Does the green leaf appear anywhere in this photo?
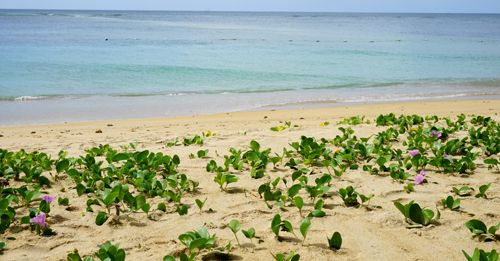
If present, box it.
[76,184,86,197]
[0,214,11,232]
[189,238,208,252]
[39,200,50,214]
[465,219,487,235]
[293,196,304,211]
[307,210,325,218]
[452,198,460,210]
[271,253,286,261]
[488,223,500,235]
[242,228,255,239]
[299,217,312,245]
[250,140,260,152]
[176,205,188,216]
[287,184,302,199]
[25,190,41,204]
[141,203,151,215]
[271,214,281,237]
[114,249,126,261]
[157,203,166,212]
[112,153,130,162]
[421,209,434,226]
[95,211,109,226]
[327,231,342,249]
[462,248,480,261]
[163,256,175,261]
[136,150,149,163]
[0,241,6,250]
[56,159,70,173]
[409,203,423,225]
[38,176,50,187]
[99,189,119,207]
[195,198,207,212]
[227,219,241,234]
[197,149,209,158]
[134,194,147,209]
[393,202,406,217]
[281,220,294,234]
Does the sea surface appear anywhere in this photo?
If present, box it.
[1,10,500,126]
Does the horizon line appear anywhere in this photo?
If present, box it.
[1,8,499,15]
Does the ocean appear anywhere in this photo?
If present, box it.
[1,10,500,126]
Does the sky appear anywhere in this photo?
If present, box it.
[1,0,499,13]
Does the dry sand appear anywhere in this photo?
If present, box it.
[0,100,499,260]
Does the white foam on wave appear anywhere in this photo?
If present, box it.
[14,96,44,101]
[165,93,188,96]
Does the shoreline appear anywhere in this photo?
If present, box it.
[1,99,499,148]
[1,94,500,128]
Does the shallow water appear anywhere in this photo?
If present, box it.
[1,10,499,125]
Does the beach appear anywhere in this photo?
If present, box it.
[1,99,499,260]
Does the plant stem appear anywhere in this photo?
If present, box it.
[250,238,255,253]
[292,232,299,244]
[234,234,242,248]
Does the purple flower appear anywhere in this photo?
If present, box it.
[350,145,355,148]
[99,144,103,148]
[430,131,442,140]
[443,154,453,159]
[409,150,419,157]
[414,174,424,184]
[42,196,56,204]
[420,171,427,176]
[30,213,47,228]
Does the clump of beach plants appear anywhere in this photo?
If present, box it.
[270,251,300,261]
[453,186,474,196]
[475,183,491,198]
[441,196,460,210]
[271,214,299,244]
[462,247,498,261]
[394,200,440,228]
[178,226,216,254]
[270,121,298,132]
[465,219,500,242]
[327,231,342,250]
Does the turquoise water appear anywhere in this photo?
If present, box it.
[1,10,500,125]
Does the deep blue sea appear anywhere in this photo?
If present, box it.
[1,10,500,125]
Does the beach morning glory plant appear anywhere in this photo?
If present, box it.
[430,131,442,140]
[409,150,419,156]
[414,171,426,184]
[30,213,47,229]
[42,196,56,204]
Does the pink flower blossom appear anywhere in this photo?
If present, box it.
[42,196,56,204]
[350,145,355,148]
[30,213,46,228]
[420,171,427,176]
[443,154,453,159]
[430,131,442,140]
[409,150,419,156]
[414,174,424,184]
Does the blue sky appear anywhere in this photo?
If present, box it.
[1,0,499,13]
